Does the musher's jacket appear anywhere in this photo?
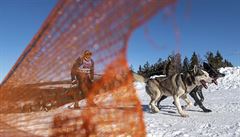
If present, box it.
[71,57,94,80]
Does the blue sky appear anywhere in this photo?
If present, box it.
[0,0,57,82]
[128,0,240,71]
[0,0,240,82]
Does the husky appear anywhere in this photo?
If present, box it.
[145,66,213,117]
[188,62,225,112]
[158,62,225,112]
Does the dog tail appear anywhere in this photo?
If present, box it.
[132,72,148,83]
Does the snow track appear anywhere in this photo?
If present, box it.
[0,67,239,136]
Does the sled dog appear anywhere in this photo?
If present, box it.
[158,62,225,112]
[145,66,213,117]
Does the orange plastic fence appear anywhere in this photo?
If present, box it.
[0,0,176,136]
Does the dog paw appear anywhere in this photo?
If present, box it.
[182,104,192,110]
[203,108,212,112]
[154,108,160,113]
[151,107,160,113]
[194,102,198,106]
[180,112,189,117]
[172,101,176,106]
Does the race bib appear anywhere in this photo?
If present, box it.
[79,68,90,73]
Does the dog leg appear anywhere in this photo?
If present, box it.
[189,91,212,112]
[197,91,204,102]
[157,95,168,109]
[181,94,193,110]
[149,91,161,113]
[173,95,188,117]
[149,99,160,113]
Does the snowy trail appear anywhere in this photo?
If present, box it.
[135,67,240,137]
[0,67,239,137]
[141,88,240,137]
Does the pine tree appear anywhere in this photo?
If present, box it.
[137,65,143,75]
[205,51,233,68]
[129,64,134,72]
[174,52,182,73]
[205,51,216,68]
[197,54,203,66]
[153,58,164,75]
[190,52,199,68]
[137,58,167,78]
[227,60,233,67]
[223,59,233,67]
[164,52,182,76]
[215,50,223,68]
[142,61,150,73]
[182,56,190,71]
[137,51,234,78]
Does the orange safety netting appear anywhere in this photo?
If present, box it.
[0,0,176,136]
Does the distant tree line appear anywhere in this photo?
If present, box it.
[135,50,233,78]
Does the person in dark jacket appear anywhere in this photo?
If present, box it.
[71,50,94,108]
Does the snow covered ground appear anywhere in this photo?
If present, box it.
[0,67,239,137]
[135,67,240,137]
